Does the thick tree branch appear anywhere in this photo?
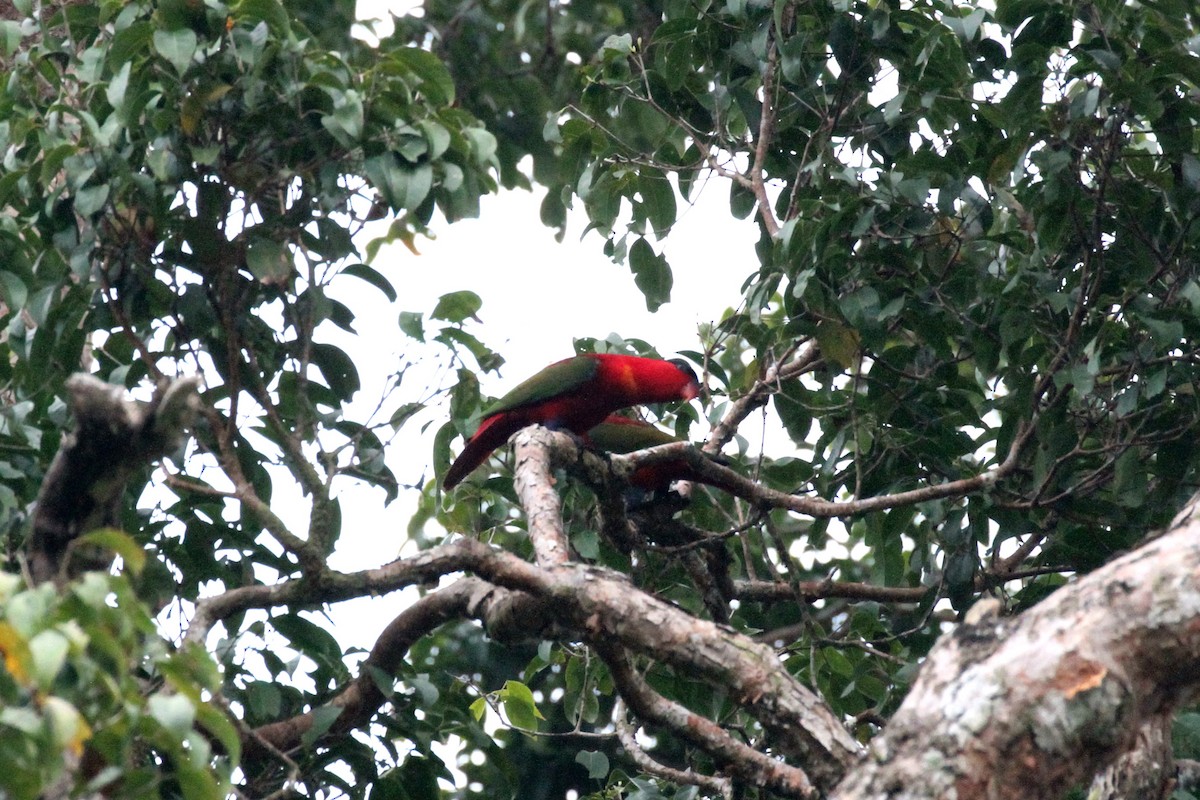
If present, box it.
[27,374,200,584]
[513,427,572,565]
[830,493,1200,800]
[547,560,860,789]
[242,576,559,761]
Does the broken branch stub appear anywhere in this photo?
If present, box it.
[27,374,201,584]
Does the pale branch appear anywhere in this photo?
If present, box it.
[241,577,571,766]
[555,564,859,787]
[517,416,1030,528]
[829,492,1200,800]
[241,348,338,554]
[612,700,734,800]
[513,427,573,565]
[600,642,816,799]
[27,373,200,584]
[748,3,787,238]
[194,401,326,575]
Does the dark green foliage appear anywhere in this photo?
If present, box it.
[3,0,1200,797]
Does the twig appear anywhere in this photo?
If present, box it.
[613,699,734,800]
[598,642,817,798]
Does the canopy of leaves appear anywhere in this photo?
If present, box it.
[1,0,1199,797]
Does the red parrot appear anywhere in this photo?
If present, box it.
[442,354,700,489]
[586,415,737,494]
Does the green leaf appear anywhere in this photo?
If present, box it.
[76,527,147,575]
[729,179,755,220]
[398,310,425,341]
[1173,712,1200,760]
[74,183,109,217]
[469,696,487,722]
[499,679,543,731]
[0,272,28,311]
[0,20,22,58]
[431,290,482,324]
[639,172,676,238]
[195,702,242,764]
[28,629,70,689]
[246,238,292,285]
[153,28,197,75]
[310,342,362,400]
[148,693,196,736]
[245,681,282,720]
[576,750,610,780]
[599,33,633,61]
[392,47,455,105]
[301,705,343,748]
[341,263,397,302]
[366,155,434,211]
[628,237,672,312]
[419,119,451,160]
[232,0,291,36]
[106,60,132,111]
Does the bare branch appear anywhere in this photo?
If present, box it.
[602,644,815,798]
[736,578,928,605]
[748,6,786,238]
[706,343,815,454]
[618,417,1032,518]
[613,700,734,800]
[513,427,573,565]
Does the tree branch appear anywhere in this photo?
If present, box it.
[245,579,483,760]
[830,492,1200,800]
[513,427,573,565]
[27,374,200,584]
[612,699,734,800]
[617,416,1032,518]
[600,643,816,798]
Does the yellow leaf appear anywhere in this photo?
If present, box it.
[42,696,92,757]
[0,621,32,685]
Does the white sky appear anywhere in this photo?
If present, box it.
[311,176,759,639]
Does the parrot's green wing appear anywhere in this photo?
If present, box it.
[587,417,681,453]
[480,356,599,416]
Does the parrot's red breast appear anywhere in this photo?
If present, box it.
[442,354,700,489]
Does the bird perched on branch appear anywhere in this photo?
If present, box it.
[587,415,737,496]
[442,354,700,489]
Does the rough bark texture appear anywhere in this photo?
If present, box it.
[1087,716,1175,800]
[829,495,1200,800]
